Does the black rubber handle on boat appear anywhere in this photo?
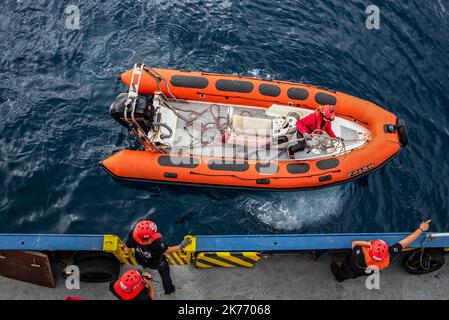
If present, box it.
[154,122,173,139]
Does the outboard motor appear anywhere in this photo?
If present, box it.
[109,93,154,132]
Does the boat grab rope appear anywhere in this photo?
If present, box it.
[140,64,179,102]
[188,169,341,181]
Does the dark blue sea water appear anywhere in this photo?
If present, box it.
[1,0,449,243]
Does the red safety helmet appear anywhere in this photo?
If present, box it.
[113,270,145,300]
[63,296,85,300]
[132,220,159,245]
[320,105,335,122]
[369,239,389,261]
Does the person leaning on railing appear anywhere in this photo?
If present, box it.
[330,220,432,282]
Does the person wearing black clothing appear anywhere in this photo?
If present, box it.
[110,269,155,300]
[124,220,191,295]
[331,220,431,282]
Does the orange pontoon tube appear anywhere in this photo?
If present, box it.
[102,63,407,190]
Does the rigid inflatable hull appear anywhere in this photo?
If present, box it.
[101,67,403,190]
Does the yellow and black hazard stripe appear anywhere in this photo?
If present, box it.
[165,252,190,265]
[195,252,261,268]
[103,234,138,266]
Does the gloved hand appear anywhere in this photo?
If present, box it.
[142,272,152,281]
[179,237,193,250]
[142,272,153,287]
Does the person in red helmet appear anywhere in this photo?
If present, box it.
[123,220,192,295]
[331,220,432,282]
[288,104,338,157]
[110,269,155,300]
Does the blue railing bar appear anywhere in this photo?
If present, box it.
[194,233,449,252]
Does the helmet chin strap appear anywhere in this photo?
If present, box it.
[319,105,335,122]
[320,111,331,122]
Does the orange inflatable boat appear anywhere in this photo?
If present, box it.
[102,63,408,190]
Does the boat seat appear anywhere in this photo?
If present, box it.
[224,114,272,148]
[232,114,272,136]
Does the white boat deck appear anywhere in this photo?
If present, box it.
[149,99,370,162]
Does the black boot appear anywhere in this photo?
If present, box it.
[165,285,176,295]
[288,143,305,159]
